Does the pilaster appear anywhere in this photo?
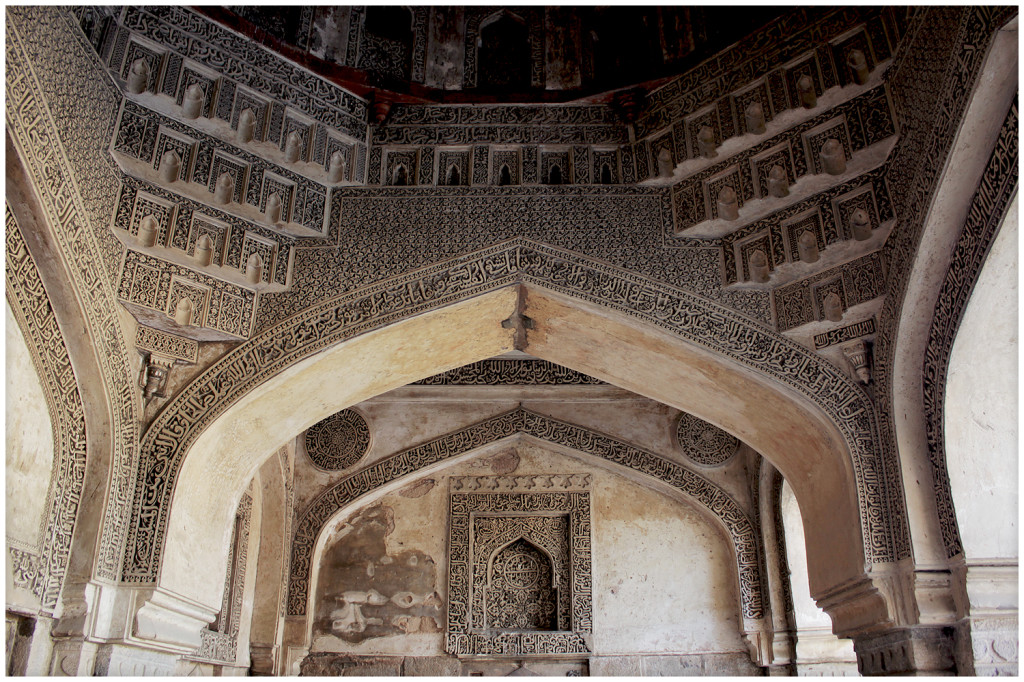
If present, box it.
[853,626,955,676]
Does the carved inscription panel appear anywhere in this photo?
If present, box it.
[447,477,592,657]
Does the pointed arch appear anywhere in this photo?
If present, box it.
[127,241,895,642]
[287,408,767,630]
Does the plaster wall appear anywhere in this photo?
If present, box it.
[945,193,1018,561]
[781,480,856,668]
[5,301,54,550]
[308,443,748,658]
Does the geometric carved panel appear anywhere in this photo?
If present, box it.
[446,477,592,657]
[676,412,740,467]
[304,409,371,471]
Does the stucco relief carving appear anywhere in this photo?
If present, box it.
[11,11,1010,650]
[7,7,141,583]
[415,359,604,385]
[920,99,1018,558]
[303,409,372,471]
[447,480,592,656]
[286,409,765,624]
[6,205,88,611]
[132,239,890,589]
[675,412,740,467]
[873,5,1016,560]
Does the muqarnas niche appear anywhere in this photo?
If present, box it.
[313,504,443,643]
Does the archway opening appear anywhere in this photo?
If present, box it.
[159,283,865,636]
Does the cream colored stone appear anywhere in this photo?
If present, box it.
[5,302,55,549]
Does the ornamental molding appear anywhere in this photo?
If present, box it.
[872,5,1016,560]
[922,99,1017,558]
[7,6,141,582]
[286,408,765,623]
[415,359,604,386]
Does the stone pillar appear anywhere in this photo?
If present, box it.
[249,644,278,676]
[281,616,310,676]
[49,581,218,676]
[48,638,100,676]
[952,562,1018,675]
[853,627,956,676]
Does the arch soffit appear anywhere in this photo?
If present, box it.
[888,28,1018,563]
[132,241,885,592]
[289,408,765,625]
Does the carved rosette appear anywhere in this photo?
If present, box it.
[676,412,740,467]
[304,409,372,471]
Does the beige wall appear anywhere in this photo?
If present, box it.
[308,441,748,657]
[5,301,54,553]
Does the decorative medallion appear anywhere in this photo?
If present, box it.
[675,412,739,466]
[304,409,371,471]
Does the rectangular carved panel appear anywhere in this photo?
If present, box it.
[446,477,592,657]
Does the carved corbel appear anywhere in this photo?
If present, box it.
[841,339,872,384]
[138,351,174,402]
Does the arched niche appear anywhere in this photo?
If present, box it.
[133,259,884,640]
[477,12,530,89]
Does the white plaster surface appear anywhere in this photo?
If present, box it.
[945,194,1018,561]
[781,481,831,630]
[781,480,856,666]
[309,443,747,657]
[5,301,55,548]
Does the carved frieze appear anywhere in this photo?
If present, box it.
[5,207,89,610]
[135,325,199,363]
[921,100,1018,558]
[414,359,604,386]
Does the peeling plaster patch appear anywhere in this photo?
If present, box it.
[314,504,441,644]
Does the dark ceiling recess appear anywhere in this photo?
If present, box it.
[204,6,789,106]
